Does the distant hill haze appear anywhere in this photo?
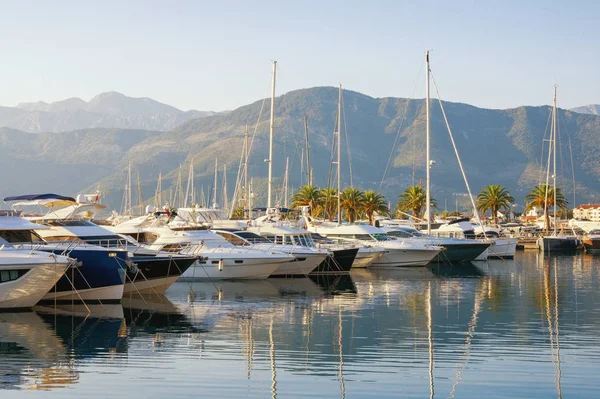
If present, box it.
[571,104,600,116]
[1,87,599,212]
[0,92,217,133]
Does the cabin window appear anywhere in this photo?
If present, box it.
[0,269,28,283]
[216,232,249,246]
[237,232,271,244]
[161,244,183,253]
[371,234,390,242]
[42,236,76,242]
[387,231,412,238]
[0,230,45,244]
[354,234,373,241]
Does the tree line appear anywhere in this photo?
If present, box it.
[233,183,568,231]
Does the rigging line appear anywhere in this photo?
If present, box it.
[543,105,553,229]
[327,109,339,189]
[378,57,425,192]
[556,109,565,201]
[538,109,553,185]
[341,89,354,188]
[246,77,272,162]
[559,110,577,207]
[568,135,576,207]
[429,71,484,230]
[231,127,250,212]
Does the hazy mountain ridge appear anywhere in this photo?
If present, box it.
[570,104,600,116]
[2,87,600,211]
[0,92,217,133]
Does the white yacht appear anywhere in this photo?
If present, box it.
[380,223,491,263]
[26,201,198,295]
[305,222,441,267]
[471,223,518,259]
[108,213,294,280]
[219,226,329,276]
[0,197,126,303]
[0,216,72,308]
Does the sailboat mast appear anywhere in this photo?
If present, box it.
[267,60,277,209]
[284,157,289,208]
[223,164,229,212]
[154,172,162,209]
[249,178,253,219]
[190,160,194,206]
[213,158,218,209]
[137,171,143,216]
[337,84,342,225]
[553,85,558,234]
[127,162,132,215]
[425,51,432,234]
[304,115,312,186]
[244,123,249,215]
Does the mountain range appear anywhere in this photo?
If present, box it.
[0,92,217,133]
[1,88,600,214]
[570,104,600,116]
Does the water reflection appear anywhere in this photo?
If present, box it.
[2,253,600,397]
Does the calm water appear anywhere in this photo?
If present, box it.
[2,251,600,398]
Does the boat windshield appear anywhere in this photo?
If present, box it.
[235,231,272,244]
[371,233,390,241]
[386,230,414,238]
[0,229,45,244]
[326,233,373,241]
[38,220,97,227]
[311,233,333,244]
[292,234,315,248]
[589,229,600,235]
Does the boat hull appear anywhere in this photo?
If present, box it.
[179,257,281,280]
[40,248,127,302]
[474,238,518,260]
[583,237,600,253]
[0,261,69,309]
[124,256,196,294]
[271,254,326,277]
[311,248,358,274]
[539,236,581,253]
[431,242,490,263]
[371,247,440,267]
[352,248,383,268]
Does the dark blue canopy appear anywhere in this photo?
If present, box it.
[4,193,76,202]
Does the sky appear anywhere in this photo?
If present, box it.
[0,0,598,112]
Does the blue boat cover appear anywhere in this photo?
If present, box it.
[4,193,76,202]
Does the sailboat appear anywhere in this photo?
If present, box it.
[538,86,581,252]
[245,61,331,274]
[381,51,491,263]
[303,84,441,267]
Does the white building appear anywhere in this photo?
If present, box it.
[573,204,600,221]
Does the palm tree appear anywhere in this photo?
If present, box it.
[476,185,514,226]
[319,187,338,221]
[396,185,436,220]
[362,190,388,226]
[291,185,321,215]
[525,184,568,233]
[340,187,365,223]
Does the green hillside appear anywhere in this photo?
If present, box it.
[3,87,599,213]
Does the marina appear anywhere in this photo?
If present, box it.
[0,251,599,397]
[0,2,599,397]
